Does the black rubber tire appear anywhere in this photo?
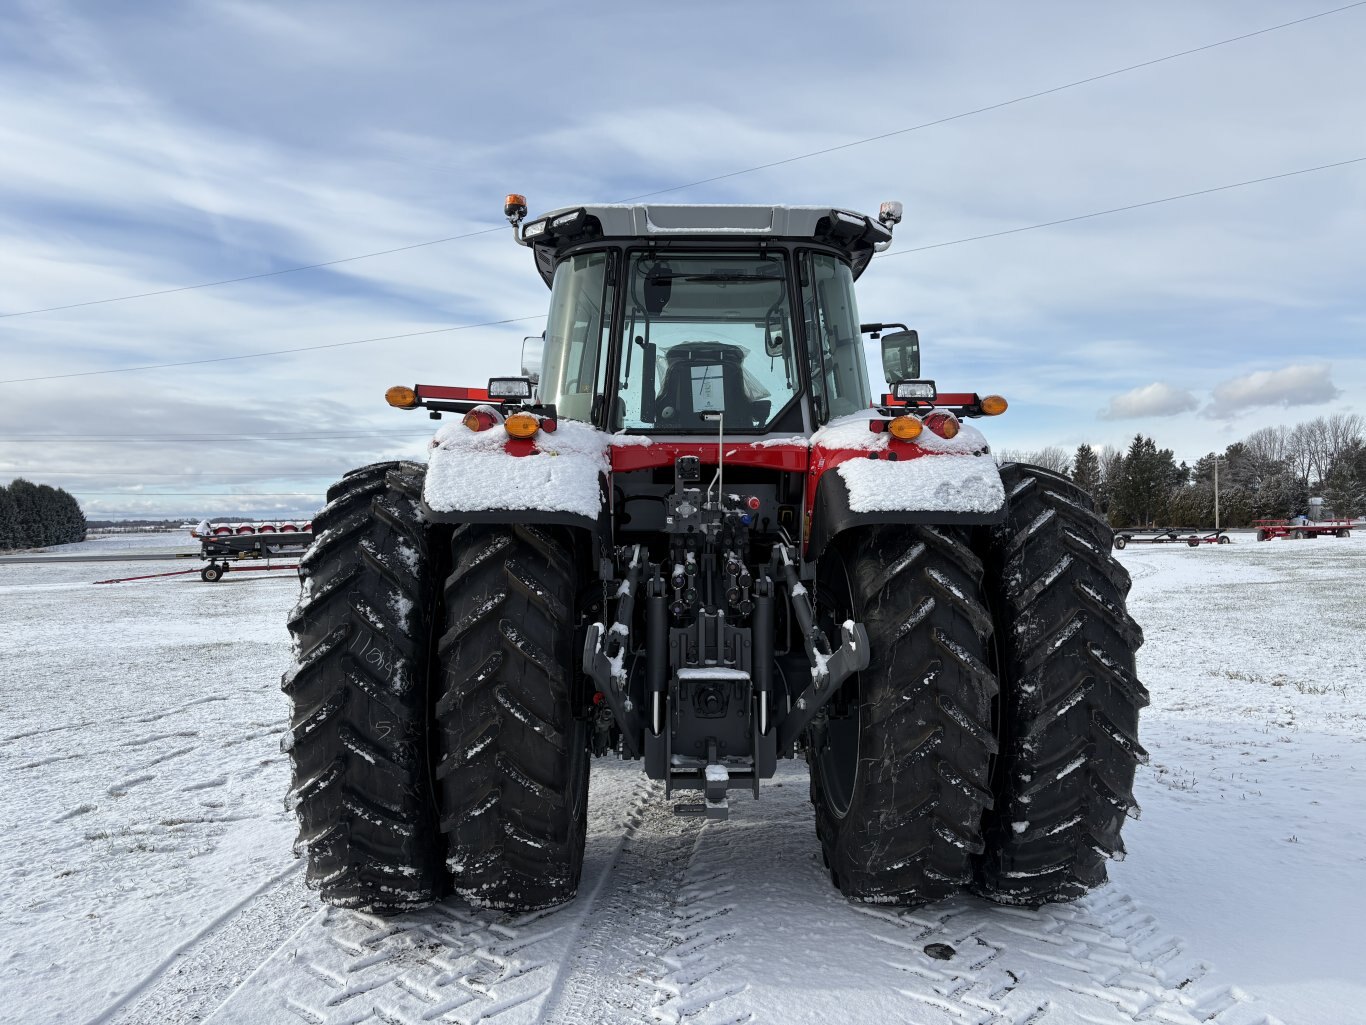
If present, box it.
[282,461,445,914]
[975,464,1148,906]
[201,565,222,583]
[809,525,998,906]
[435,524,589,911]
[1113,535,1127,550]
[1218,535,1231,544]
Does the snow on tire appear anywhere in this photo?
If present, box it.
[282,460,445,914]
[809,524,998,905]
[975,463,1148,906]
[436,523,590,911]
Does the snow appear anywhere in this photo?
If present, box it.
[2,531,1364,1024]
[839,453,1006,513]
[806,410,1005,514]
[810,408,992,456]
[677,667,749,680]
[423,418,611,520]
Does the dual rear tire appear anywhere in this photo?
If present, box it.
[810,464,1147,907]
[284,464,587,914]
[286,460,1145,915]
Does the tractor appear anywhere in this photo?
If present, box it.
[283,198,1146,915]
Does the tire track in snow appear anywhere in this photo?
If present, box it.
[204,762,677,1025]
[858,890,1282,1025]
[538,781,706,1024]
[2,694,231,743]
[620,763,1281,1025]
[83,860,304,1025]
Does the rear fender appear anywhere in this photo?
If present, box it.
[421,418,610,553]
[807,462,1005,560]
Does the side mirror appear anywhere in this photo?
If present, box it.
[881,329,920,384]
[521,334,544,385]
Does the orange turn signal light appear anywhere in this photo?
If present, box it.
[385,385,418,409]
[980,395,1008,416]
[888,415,923,441]
[504,412,540,439]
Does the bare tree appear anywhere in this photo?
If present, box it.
[1288,420,1319,486]
[1281,414,1364,488]
[1242,425,1291,468]
[996,447,1072,475]
[1325,413,1365,464]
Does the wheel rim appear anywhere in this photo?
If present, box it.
[814,554,861,820]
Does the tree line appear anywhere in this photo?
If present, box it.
[999,413,1365,528]
[0,479,88,549]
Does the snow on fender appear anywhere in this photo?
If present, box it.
[424,417,620,520]
[810,410,1005,515]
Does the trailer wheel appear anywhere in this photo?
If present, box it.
[1292,529,1304,540]
[809,525,997,906]
[1218,535,1231,544]
[200,565,222,583]
[282,461,445,915]
[1113,535,1127,550]
[435,524,589,912]
[1338,529,1351,538]
[975,464,1148,906]
[1186,537,1199,547]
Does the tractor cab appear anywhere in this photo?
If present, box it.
[512,201,901,436]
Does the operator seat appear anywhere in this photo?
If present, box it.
[654,342,769,429]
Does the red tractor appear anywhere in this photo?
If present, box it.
[283,198,1146,915]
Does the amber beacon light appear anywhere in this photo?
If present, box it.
[385,385,418,409]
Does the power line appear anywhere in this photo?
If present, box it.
[0,227,505,319]
[878,155,1366,258]
[620,2,1366,202]
[0,314,544,385]
[6,151,1362,389]
[0,435,433,444]
[75,492,323,497]
[0,428,427,440]
[2,2,1359,322]
[0,470,349,476]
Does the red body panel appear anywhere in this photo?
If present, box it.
[609,440,809,474]
[417,384,490,402]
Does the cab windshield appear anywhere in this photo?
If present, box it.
[614,252,799,431]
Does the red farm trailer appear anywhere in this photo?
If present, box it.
[1253,518,1353,541]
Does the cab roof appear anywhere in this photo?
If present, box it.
[523,203,892,286]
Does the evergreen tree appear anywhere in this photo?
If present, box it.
[0,484,17,549]
[1322,443,1365,520]
[1,478,87,547]
[8,478,44,547]
[1115,435,1179,526]
[56,487,87,543]
[1072,444,1101,499]
[1097,445,1124,522]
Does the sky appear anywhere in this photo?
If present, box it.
[1,0,1363,520]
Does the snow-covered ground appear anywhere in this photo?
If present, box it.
[2,531,1362,1024]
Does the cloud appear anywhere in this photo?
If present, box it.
[1100,382,1199,420]
[1203,363,1342,420]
